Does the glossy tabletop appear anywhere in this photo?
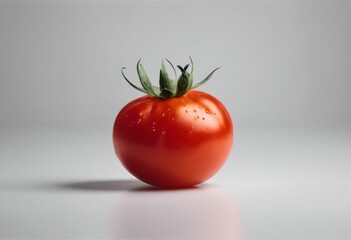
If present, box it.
[1,126,350,239]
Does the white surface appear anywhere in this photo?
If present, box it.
[1,126,350,239]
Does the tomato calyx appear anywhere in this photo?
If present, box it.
[121,57,220,99]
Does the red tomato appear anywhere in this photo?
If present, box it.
[113,59,234,188]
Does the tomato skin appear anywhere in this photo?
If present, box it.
[113,90,233,188]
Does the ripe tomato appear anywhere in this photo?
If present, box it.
[113,58,233,188]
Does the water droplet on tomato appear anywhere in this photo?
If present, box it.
[161,130,166,135]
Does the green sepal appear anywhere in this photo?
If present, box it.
[159,60,175,98]
[165,58,178,81]
[192,67,220,89]
[121,67,148,94]
[137,59,158,97]
[175,65,192,97]
[186,57,194,92]
[121,57,220,99]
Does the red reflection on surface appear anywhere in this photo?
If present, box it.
[113,185,242,239]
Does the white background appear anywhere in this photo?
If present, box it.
[1,1,350,239]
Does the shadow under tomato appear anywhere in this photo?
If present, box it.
[58,179,146,191]
[57,179,200,192]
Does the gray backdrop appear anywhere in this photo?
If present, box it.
[1,1,350,129]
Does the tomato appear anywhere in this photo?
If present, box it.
[113,58,234,188]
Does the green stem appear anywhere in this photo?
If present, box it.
[121,58,220,99]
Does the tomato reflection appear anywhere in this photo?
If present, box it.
[114,185,242,239]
